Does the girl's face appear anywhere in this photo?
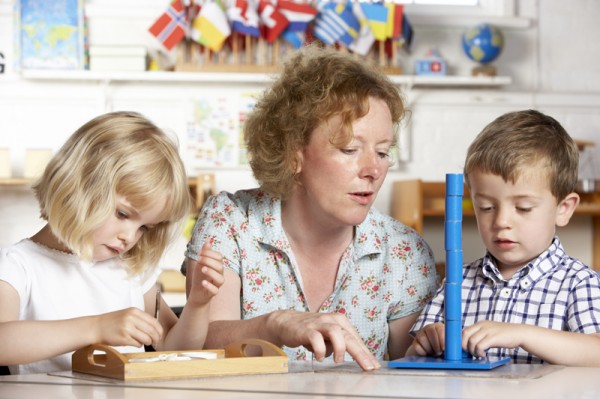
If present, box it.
[296,97,394,228]
[91,195,167,262]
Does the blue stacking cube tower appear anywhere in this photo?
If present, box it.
[388,173,510,370]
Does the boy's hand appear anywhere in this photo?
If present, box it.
[462,320,522,358]
[186,242,225,306]
[406,322,445,357]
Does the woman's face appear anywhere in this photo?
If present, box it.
[296,96,394,228]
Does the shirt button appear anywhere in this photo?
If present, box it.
[520,280,531,289]
[501,288,511,297]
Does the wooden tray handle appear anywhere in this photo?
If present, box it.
[224,339,286,358]
[72,344,128,371]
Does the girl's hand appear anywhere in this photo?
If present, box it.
[186,242,225,307]
[94,308,163,348]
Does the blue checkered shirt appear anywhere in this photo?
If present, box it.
[410,237,600,363]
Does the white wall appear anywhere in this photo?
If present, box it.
[1,0,599,268]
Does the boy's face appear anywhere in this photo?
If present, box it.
[469,168,573,277]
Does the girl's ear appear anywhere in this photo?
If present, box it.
[555,192,580,227]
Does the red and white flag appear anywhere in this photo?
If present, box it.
[277,0,317,32]
[258,0,289,43]
[149,0,189,50]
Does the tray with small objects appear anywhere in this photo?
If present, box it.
[71,339,288,381]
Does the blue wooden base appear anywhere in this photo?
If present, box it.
[388,355,510,370]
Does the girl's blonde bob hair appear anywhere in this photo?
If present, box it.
[33,111,192,275]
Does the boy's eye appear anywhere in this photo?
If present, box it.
[117,210,128,219]
[516,207,532,212]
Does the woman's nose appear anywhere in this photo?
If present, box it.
[359,152,384,180]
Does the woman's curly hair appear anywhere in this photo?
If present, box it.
[244,44,406,199]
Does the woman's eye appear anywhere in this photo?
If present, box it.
[377,152,390,159]
[116,210,128,219]
[340,148,356,155]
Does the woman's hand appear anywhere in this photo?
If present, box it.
[186,242,225,307]
[267,309,381,371]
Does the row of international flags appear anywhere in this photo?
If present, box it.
[148,0,413,57]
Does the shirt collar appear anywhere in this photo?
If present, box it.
[248,192,383,259]
[480,236,565,289]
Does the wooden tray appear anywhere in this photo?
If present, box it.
[72,339,288,381]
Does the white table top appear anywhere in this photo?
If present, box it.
[1,361,599,399]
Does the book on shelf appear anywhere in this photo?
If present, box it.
[88,46,147,72]
[16,0,87,70]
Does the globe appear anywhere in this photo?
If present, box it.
[461,23,504,65]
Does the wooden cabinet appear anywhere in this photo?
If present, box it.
[392,179,600,270]
[392,179,472,234]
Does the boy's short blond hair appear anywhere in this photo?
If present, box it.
[464,109,579,202]
[33,111,192,274]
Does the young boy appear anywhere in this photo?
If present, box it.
[407,109,600,366]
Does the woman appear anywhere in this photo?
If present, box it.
[183,45,438,370]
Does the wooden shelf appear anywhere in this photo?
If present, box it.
[0,178,34,185]
[20,69,512,88]
[392,179,600,270]
[1,176,213,210]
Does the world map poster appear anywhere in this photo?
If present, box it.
[17,0,86,70]
[186,92,258,172]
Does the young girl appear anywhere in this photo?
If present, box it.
[0,111,224,374]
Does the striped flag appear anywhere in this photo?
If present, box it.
[360,2,387,41]
[227,0,260,37]
[278,0,317,48]
[348,1,374,56]
[385,3,403,39]
[278,0,317,32]
[400,13,413,49]
[334,2,359,47]
[148,0,189,50]
[313,1,358,46]
[191,1,231,51]
[282,30,305,48]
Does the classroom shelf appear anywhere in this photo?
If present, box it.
[20,69,512,88]
[0,176,213,210]
[0,178,33,185]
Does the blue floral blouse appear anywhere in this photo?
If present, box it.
[185,189,438,361]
